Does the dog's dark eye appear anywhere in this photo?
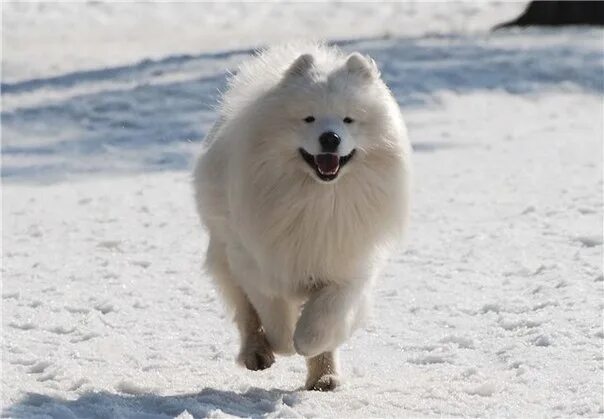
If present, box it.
[303,116,315,123]
[343,117,354,124]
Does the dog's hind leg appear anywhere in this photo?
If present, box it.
[205,238,274,371]
[305,350,340,391]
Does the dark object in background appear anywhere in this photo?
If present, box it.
[494,1,604,29]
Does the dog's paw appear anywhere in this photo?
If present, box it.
[241,349,275,371]
[293,318,334,358]
[306,374,340,392]
[293,328,321,358]
[238,332,275,371]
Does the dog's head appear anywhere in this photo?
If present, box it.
[259,50,399,183]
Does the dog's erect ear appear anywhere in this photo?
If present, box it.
[283,54,315,79]
[345,52,379,80]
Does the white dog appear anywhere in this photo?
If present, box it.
[193,42,411,391]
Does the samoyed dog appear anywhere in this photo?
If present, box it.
[194,43,411,391]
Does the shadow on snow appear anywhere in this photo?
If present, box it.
[4,387,301,418]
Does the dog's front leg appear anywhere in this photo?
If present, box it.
[293,280,369,358]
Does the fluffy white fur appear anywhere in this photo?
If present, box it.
[193,42,411,389]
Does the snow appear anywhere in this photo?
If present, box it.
[2,2,525,83]
[2,2,603,418]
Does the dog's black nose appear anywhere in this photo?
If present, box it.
[319,131,340,152]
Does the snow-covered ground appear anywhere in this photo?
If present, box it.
[2,2,525,83]
[2,2,603,418]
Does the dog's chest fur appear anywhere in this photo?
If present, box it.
[235,156,405,295]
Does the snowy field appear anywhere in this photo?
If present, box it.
[2,2,603,418]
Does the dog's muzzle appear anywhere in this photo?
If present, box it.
[299,148,356,182]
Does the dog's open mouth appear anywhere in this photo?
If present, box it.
[299,148,356,182]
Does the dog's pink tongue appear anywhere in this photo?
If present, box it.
[315,154,340,175]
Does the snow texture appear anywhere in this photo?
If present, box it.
[2,2,603,418]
